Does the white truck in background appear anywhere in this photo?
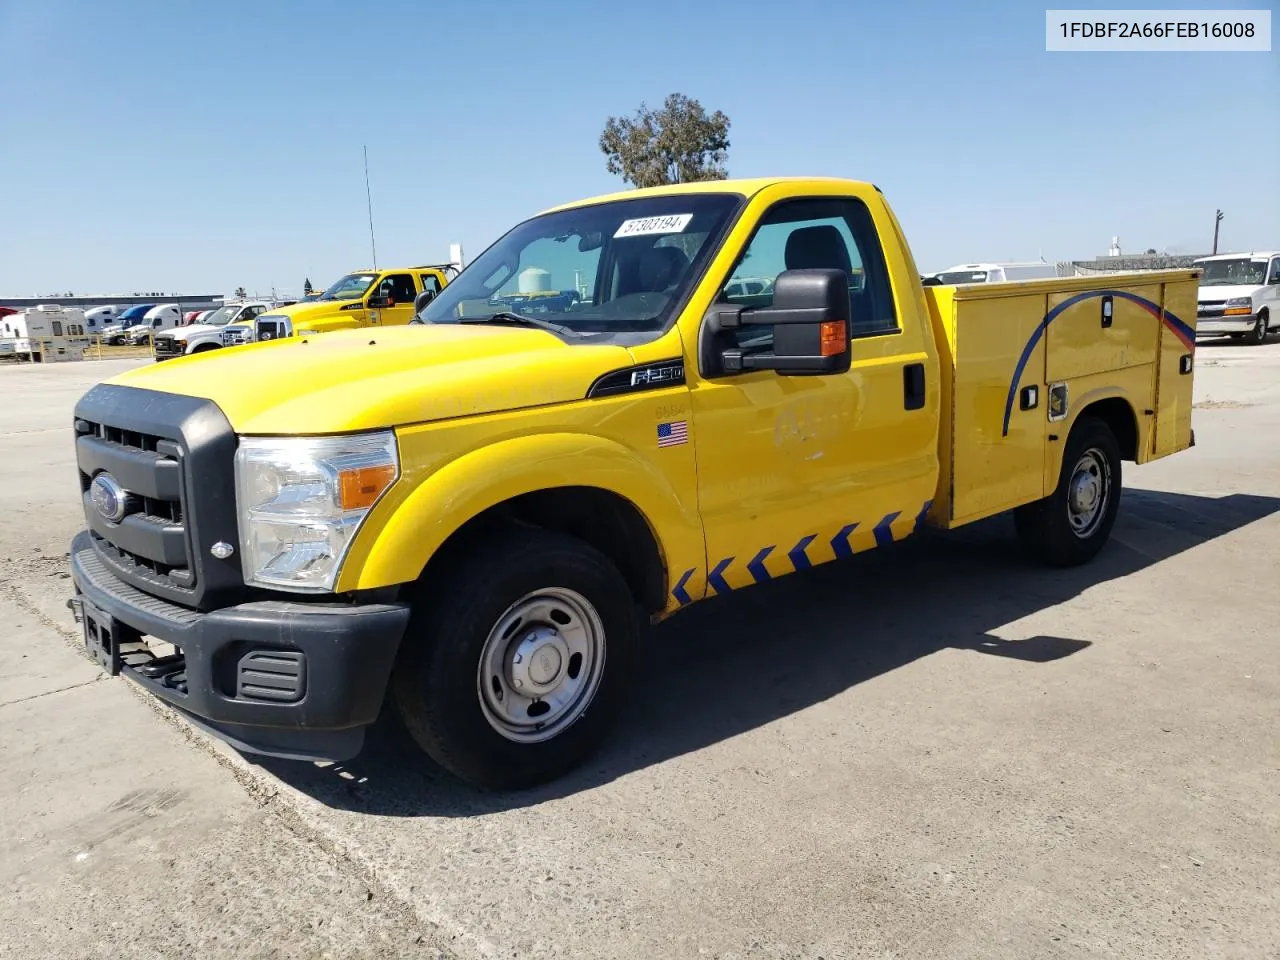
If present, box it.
[927,261,1062,285]
[153,300,276,360]
[83,305,124,333]
[125,304,183,345]
[0,305,91,362]
[1193,251,1280,344]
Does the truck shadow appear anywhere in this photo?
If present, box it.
[253,488,1280,816]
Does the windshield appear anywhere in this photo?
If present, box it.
[420,193,742,337]
[935,270,989,285]
[1197,258,1266,287]
[319,273,378,301]
[201,305,243,326]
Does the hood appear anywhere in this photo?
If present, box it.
[262,299,361,322]
[163,323,221,340]
[105,323,635,434]
[1196,283,1259,301]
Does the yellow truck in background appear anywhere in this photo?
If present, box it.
[219,264,456,345]
[67,178,1198,789]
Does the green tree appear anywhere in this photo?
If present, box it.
[599,93,730,188]
[303,277,313,296]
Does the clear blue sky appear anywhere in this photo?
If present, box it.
[1,0,1276,297]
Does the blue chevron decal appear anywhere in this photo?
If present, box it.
[747,546,775,584]
[707,556,734,595]
[831,523,859,559]
[873,511,902,548]
[788,534,816,571]
[671,568,695,606]
[913,499,934,532]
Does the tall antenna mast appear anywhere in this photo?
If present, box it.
[363,145,378,270]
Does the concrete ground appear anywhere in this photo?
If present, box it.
[0,343,1277,959]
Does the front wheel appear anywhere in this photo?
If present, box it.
[392,528,637,789]
[1015,416,1122,567]
[1249,312,1269,344]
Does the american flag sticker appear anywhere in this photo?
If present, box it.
[657,420,689,448]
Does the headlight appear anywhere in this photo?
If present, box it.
[1224,297,1253,315]
[234,432,399,592]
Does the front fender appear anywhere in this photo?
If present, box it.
[335,432,706,602]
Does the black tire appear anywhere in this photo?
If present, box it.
[392,528,638,789]
[1249,311,1269,344]
[1015,415,1122,567]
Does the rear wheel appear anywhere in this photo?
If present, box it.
[1015,416,1122,567]
[392,528,637,789]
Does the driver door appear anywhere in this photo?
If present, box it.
[370,273,417,327]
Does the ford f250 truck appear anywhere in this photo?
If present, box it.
[67,178,1199,789]
[219,265,455,346]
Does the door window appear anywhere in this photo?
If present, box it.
[382,274,417,304]
[419,274,442,294]
[719,197,897,350]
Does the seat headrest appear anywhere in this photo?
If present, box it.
[784,225,853,275]
[637,245,690,292]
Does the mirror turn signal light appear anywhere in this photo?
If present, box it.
[820,320,847,357]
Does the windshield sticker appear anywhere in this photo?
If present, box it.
[613,214,694,238]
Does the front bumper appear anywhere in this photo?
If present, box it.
[1196,313,1256,336]
[153,340,184,360]
[69,530,410,761]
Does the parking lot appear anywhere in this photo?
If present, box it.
[2,343,1277,959]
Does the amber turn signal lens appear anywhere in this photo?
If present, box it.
[1223,307,1252,316]
[339,463,397,510]
[819,320,847,357]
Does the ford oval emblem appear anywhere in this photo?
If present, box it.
[90,473,128,523]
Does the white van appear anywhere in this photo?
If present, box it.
[1192,251,1280,344]
[126,303,182,345]
[930,261,1061,285]
[0,305,91,362]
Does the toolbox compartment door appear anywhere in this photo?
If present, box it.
[948,291,1049,525]
[1150,279,1198,459]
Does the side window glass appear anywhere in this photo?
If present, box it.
[1270,258,1280,284]
[52,321,64,336]
[419,274,441,294]
[719,197,898,349]
[385,274,416,304]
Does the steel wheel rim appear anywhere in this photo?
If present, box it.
[476,587,606,743]
[1067,447,1110,538]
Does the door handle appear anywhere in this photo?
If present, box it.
[903,362,925,411]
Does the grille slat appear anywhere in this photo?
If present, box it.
[78,420,194,596]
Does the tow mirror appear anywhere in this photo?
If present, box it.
[700,268,852,377]
[413,289,436,315]
[367,294,390,308]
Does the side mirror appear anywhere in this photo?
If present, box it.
[700,268,852,377]
[413,289,436,315]
[367,294,390,308]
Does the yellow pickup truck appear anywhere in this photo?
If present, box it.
[219,264,455,345]
[67,178,1198,789]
